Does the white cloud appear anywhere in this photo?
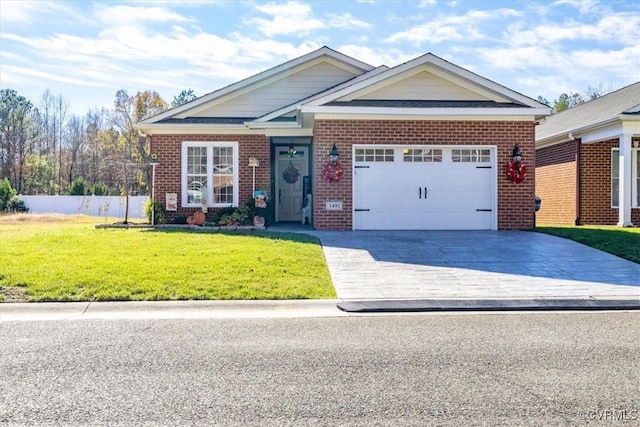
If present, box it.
[0,1,89,26]
[336,44,418,67]
[326,12,371,30]
[385,8,520,45]
[504,12,640,47]
[248,1,326,37]
[553,0,606,15]
[93,4,194,25]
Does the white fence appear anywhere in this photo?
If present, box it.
[19,195,148,219]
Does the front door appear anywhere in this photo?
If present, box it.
[276,146,309,221]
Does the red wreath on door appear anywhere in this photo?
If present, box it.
[505,161,527,183]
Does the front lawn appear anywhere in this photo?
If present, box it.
[0,214,335,302]
[535,225,640,264]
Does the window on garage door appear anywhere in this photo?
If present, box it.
[403,148,443,162]
[355,148,394,162]
[452,148,491,163]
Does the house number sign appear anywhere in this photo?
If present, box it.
[325,200,343,211]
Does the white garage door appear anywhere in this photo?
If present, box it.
[353,146,496,230]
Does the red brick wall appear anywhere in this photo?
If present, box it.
[579,138,640,225]
[150,134,270,220]
[312,120,536,230]
[535,140,577,225]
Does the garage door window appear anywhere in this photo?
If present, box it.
[403,148,442,162]
[355,148,394,162]
[452,149,491,163]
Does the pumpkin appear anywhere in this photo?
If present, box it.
[192,210,206,225]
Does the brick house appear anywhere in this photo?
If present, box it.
[535,82,640,226]
[136,46,549,230]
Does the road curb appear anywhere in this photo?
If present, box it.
[337,297,640,313]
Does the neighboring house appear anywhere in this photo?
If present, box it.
[535,82,640,227]
[136,46,549,230]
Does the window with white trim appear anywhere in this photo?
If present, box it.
[182,142,238,207]
[611,148,639,208]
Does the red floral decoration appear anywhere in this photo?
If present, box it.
[505,161,527,183]
[322,161,344,183]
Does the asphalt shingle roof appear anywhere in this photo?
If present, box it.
[536,82,640,141]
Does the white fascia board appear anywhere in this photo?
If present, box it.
[537,116,640,146]
[244,120,302,129]
[141,47,374,124]
[535,136,574,149]
[253,66,390,123]
[301,105,550,117]
[136,123,264,135]
[315,113,537,122]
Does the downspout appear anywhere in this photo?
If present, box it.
[571,133,581,226]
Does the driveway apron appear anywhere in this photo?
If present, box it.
[311,230,640,300]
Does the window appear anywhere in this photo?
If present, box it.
[182,142,238,207]
[451,148,491,163]
[403,148,442,162]
[355,148,394,162]
[611,148,639,208]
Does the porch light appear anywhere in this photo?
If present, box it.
[512,144,523,163]
[329,143,340,163]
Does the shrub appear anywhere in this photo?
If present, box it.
[69,177,88,195]
[0,178,17,211]
[169,216,188,224]
[217,204,253,226]
[211,206,237,224]
[6,196,28,212]
[90,182,110,196]
[144,198,166,224]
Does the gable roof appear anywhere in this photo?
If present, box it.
[137,47,549,133]
[536,82,640,143]
[140,46,374,125]
[300,52,549,117]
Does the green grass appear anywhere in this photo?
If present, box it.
[0,214,335,302]
[535,225,640,264]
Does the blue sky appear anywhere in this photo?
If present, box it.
[1,0,638,115]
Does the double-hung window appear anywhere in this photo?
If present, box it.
[611,148,640,208]
[182,141,238,208]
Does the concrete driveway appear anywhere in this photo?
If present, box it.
[310,230,640,300]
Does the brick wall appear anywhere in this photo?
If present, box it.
[312,119,536,230]
[150,134,270,221]
[579,138,640,225]
[535,140,577,225]
[536,137,640,226]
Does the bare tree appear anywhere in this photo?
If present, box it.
[0,89,38,193]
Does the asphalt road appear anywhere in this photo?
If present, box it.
[1,312,639,426]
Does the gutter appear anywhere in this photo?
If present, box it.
[572,133,581,226]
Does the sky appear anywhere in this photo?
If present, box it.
[1,0,639,116]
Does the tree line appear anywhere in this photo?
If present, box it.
[0,82,606,198]
[0,88,195,197]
